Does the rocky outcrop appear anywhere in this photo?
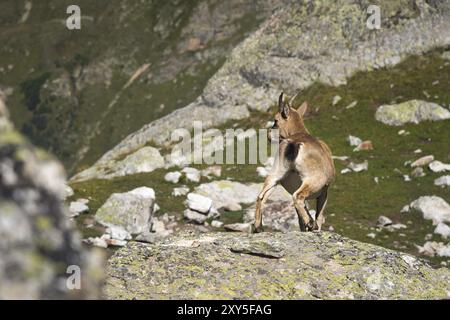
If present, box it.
[105,231,450,299]
[73,0,450,182]
[0,98,104,299]
[375,100,450,126]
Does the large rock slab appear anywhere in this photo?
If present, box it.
[71,146,165,182]
[105,232,450,299]
[375,100,450,126]
[95,187,156,235]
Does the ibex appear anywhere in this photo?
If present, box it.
[253,92,335,233]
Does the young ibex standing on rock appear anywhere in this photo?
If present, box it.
[253,92,335,233]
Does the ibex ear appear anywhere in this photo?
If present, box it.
[278,92,289,119]
[297,101,308,117]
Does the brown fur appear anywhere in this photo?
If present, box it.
[253,92,335,232]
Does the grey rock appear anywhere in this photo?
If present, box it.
[0,100,103,299]
[211,220,224,228]
[201,166,222,178]
[245,201,297,232]
[72,146,165,182]
[435,175,450,186]
[182,167,201,183]
[434,223,450,239]
[172,186,189,197]
[347,161,369,173]
[411,155,434,167]
[224,223,252,233]
[417,241,450,258]
[375,100,450,126]
[95,187,156,235]
[105,232,450,299]
[407,196,450,225]
[429,160,450,173]
[411,167,426,178]
[377,216,393,227]
[186,193,213,214]
[184,209,208,224]
[69,201,89,218]
[164,171,182,184]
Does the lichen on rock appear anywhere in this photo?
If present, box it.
[105,231,450,299]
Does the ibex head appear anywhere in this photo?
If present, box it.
[268,92,308,141]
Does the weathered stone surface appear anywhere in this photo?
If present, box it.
[105,232,450,299]
[194,180,291,213]
[375,100,450,126]
[69,201,89,218]
[95,187,156,235]
[411,155,434,168]
[164,171,182,184]
[435,175,450,187]
[429,160,450,173]
[0,99,103,299]
[71,146,164,182]
[405,196,450,225]
[186,193,213,214]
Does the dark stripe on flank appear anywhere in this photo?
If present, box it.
[284,142,300,162]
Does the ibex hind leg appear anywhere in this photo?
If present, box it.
[314,186,329,232]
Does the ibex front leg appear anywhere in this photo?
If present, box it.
[253,176,278,233]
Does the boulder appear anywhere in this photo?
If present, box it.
[429,160,450,173]
[0,99,103,299]
[377,216,393,227]
[375,100,450,126]
[186,193,213,214]
[104,232,450,299]
[182,167,201,183]
[406,196,450,225]
[434,222,450,239]
[244,201,298,233]
[411,155,434,168]
[435,175,450,187]
[164,171,182,184]
[183,209,208,224]
[69,201,89,218]
[95,187,156,235]
[172,186,189,197]
[223,223,252,233]
[194,180,291,212]
[347,135,362,147]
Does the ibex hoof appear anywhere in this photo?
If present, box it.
[252,224,264,233]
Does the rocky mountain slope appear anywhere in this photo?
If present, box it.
[105,231,450,299]
[72,0,450,181]
[0,0,288,173]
